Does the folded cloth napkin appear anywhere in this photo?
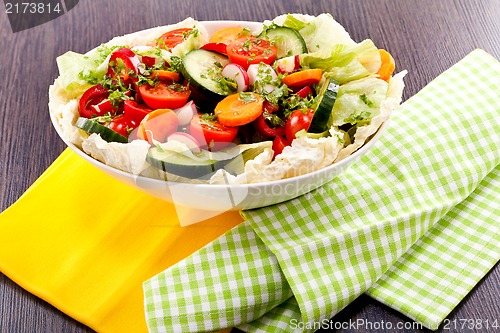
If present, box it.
[0,149,241,333]
[143,49,500,332]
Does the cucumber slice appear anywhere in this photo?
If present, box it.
[75,117,128,143]
[309,79,339,133]
[147,147,225,179]
[259,26,307,58]
[181,49,232,102]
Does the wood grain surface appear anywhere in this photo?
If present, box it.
[1,0,499,332]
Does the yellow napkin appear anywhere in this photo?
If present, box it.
[0,148,241,333]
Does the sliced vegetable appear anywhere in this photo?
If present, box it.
[136,109,179,144]
[174,100,197,126]
[222,63,249,92]
[281,68,322,88]
[75,117,128,143]
[201,42,228,55]
[209,26,249,44]
[156,28,193,50]
[377,49,395,81]
[285,108,314,142]
[276,55,301,74]
[259,26,307,58]
[309,79,338,133]
[189,114,239,151]
[215,92,264,127]
[108,114,132,137]
[295,85,313,98]
[167,132,202,154]
[78,85,109,118]
[253,115,285,138]
[181,49,232,101]
[247,63,278,94]
[90,98,115,117]
[272,136,291,158]
[147,147,221,179]
[151,70,180,82]
[138,81,191,110]
[123,100,152,124]
[226,37,278,69]
[106,48,140,86]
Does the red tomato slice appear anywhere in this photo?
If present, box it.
[201,42,228,55]
[226,37,277,70]
[156,28,193,50]
[123,100,152,125]
[189,114,238,151]
[138,81,191,110]
[78,85,109,118]
[285,108,315,142]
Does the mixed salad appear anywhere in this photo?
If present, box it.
[49,14,405,184]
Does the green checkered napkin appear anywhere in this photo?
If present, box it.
[143,49,500,332]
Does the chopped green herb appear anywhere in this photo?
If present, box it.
[238,92,258,104]
[344,111,372,125]
[108,90,132,108]
[359,94,374,107]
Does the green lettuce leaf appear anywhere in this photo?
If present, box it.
[286,13,356,52]
[281,14,307,31]
[300,39,381,84]
[56,51,101,99]
[329,77,388,126]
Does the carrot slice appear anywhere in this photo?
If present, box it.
[281,68,323,87]
[137,109,179,144]
[377,49,395,81]
[215,92,263,127]
[209,26,250,44]
[151,70,180,82]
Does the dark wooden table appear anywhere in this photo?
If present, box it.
[1,0,499,332]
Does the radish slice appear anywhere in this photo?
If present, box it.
[247,63,278,94]
[276,55,300,74]
[167,132,202,154]
[174,101,197,126]
[221,63,249,92]
[131,46,164,67]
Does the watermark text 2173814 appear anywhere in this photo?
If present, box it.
[5,2,61,14]
[3,0,79,33]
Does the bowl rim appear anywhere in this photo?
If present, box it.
[49,19,388,190]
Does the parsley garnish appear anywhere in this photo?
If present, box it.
[108,90,133,108]
[344,111,372,125]
[169,56,183,73]
[263,111,285,127]
[238,92,257,104]
[359,94,374,107]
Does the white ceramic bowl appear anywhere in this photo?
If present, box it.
[50,21,386,214]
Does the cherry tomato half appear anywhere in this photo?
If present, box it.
[285,108,315,142]
[138,81,191,110]
[78,85,109,118]
[189,114,238,151]
[253,115,285,139]
[156,28,193,50]
[107,48,140,86]
[108,114,131,138]
[226,37,277,70]
[123,100,152,125]
[272,135,291,158]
